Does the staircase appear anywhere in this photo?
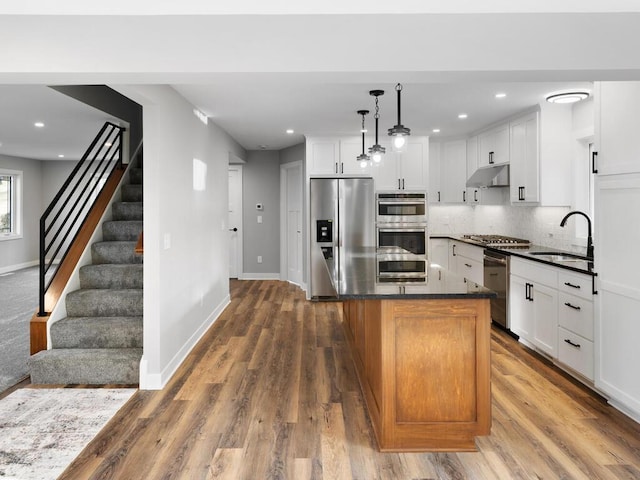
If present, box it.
[29,165,143,385]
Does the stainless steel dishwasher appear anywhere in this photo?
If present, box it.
[483,249,510,329]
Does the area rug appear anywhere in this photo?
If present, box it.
[0,388,136,480]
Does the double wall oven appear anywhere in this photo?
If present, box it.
[376,192,428,282]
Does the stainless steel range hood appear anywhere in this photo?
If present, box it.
[466,164,509,188]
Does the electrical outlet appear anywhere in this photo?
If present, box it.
[257,256,263,264]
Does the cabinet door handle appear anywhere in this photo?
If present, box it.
[564,302,581,311]
[438,191,441,202]
[452,244,456,256]
[519,186,525,201]
[525,283,530,300]
[592,151,598,174]
[335,162,338,174]
[474,190,478,202]
[489,151,495,164]
[464,263,472,268]
[341,163,344,174]
[564,282,581,289]
[564,338,581,349]
[398,179,401,190]
[463,190,466,202]
[402,178,405,189]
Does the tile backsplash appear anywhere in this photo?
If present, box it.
[430,204,589,254]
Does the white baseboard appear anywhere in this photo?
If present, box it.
[138,294,231,390]
[240,273,281,280]
[0,260,39,275]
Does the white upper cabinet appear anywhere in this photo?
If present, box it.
[373,137,428,191]
[439,139,467,203]
[307,138,340,175]
[339,138,372,176]
[595,81,640,175]
[510,111,540,204]
[509,104,572,207]
[478,122,510,167]
[306,136,372,176]
[466,136,480,204]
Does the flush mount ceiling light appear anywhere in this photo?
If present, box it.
[286,129,294,134]
[356,110,371,168]
[388,83,411,153]
[495,92,507,99]
[368,90,386,163]
[458,113,468,119]
[546,90,590,104]
[34,122,45,128]
[432,128,441,133]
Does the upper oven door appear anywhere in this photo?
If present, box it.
[376,192,426,224]
[377,227,427,255]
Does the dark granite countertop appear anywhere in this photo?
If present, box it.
[432,235,596,276]
[335,247,496,300]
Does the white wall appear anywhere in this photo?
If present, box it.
[0,155,42,272]
[114,85,246,389]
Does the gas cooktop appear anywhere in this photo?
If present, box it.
[462,234,531,248]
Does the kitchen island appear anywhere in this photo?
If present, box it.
[335,248,495,452]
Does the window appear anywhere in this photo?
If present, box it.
[0,170,22,239]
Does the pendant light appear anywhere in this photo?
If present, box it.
[356,109,370,168]
[388,83,411,152]
[368,90,385,163]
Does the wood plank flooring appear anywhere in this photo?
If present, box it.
[58,280,640,479]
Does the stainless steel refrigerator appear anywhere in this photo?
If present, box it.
[310,177,375,299]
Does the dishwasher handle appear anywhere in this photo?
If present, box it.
[483,255,508,266]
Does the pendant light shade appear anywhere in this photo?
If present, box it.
[356,110,370,168]
[368,90,386,163]
[388,83,411,153]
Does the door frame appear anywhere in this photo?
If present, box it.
[228,165,243,279]
[280,160,304,288]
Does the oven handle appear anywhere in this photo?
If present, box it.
[483,255,508,266]
[378,228,426,233]
[377,201,425,205]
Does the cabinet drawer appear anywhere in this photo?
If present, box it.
[558,292,594,341]
[511,257,558,287]
[456,242,484,262]
[558,271,593,300]
[558,327,594,381]
[457,257,483,285]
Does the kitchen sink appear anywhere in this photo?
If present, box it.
[528,251,592,262]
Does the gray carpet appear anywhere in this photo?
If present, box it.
[0,266,39,393]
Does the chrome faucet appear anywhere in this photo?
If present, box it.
[560,211,594,259]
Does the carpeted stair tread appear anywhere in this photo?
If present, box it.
[28,348,142,385]
[121,184,142,202]
[92,241,142,264]
[66,289,143,317]
[129,167,143,185]
[51,316,143,349]
[112,202,143,221]
[102,220,143,241]
[80,264,143,289]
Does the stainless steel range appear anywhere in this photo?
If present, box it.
[462,234,531,249]
[462,234,531,330]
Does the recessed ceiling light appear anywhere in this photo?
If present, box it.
[458,114,468,119]
[34,122,45,128]
[432,129,441,133]
[545,90,590,104]
[495,93,507,99]
[286,129,294,134]
[58,154,65,158]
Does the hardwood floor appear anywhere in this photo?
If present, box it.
[59,280,640,479]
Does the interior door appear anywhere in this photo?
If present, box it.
[285,162,303,285]
[228,166,243,279]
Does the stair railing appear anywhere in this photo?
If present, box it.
[38,122,126,316]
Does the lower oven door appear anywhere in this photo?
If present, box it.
[377,255,427,279]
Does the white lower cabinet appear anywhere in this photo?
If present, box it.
[450,241,484,285]
[429,238,449,269]
[510,256,596,382]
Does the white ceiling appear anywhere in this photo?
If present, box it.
[1,5,639,158]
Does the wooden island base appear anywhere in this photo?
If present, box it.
[342,297,492,452]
